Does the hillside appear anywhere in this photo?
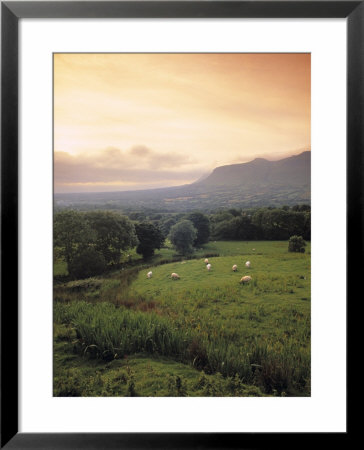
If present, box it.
[54,241,311,397]
[55,151,311,212]
[196,151,310,187]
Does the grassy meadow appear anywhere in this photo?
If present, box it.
[54,240,311,397]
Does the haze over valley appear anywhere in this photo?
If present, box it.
[55,151,310,212]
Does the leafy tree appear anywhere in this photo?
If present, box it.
[252,209,303,240]
[149,213,163,221]
[54,210,95,270]
[135,222,165,259]
[303,212,311,240]
[212,218,237,240]
[68,248,106,279]
[255,209,291,239]
[227,208,241,217]
[238,215,259,240]
[288,235,306,253]
[211,211,235,223]
[212,215,257,241]
[128,212,147,221]
[292,204,311,212]
[84,211,138,264]
[160,217,178,238]
[168,220,197,255]
[187,212,210,246]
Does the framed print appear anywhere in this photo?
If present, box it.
[1,1,360,448]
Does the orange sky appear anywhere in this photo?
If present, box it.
[54,53,310,193]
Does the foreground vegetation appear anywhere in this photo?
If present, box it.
[54,240,310,397]
[54,330,265,397]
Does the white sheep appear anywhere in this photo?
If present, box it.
[206,264,212,271]
[204,258,209,264]
[232,264,238,272]
[245,261,251,268]
[240,275,252,284]
[147,271,153,279]
[171,272,180,280]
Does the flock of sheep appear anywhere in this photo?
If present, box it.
[146,258,252,284]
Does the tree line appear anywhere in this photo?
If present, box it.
[143,205,310,242]
[210,206,310,241]
[54,205,310,279]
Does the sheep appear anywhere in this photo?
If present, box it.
[147,271,153,279]
[206,264,212,271]
[171,273,180,280]
[204,258,209,264]
[240,275,252,284]
[245,261,251,268]
[232,264,238,272]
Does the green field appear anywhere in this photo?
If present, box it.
[54,240,311,397]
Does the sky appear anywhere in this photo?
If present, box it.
[54,53,310,193]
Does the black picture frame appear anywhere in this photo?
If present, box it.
[1,1,359,448]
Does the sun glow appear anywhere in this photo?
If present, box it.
[54,53,310,193]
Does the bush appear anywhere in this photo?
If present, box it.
[288,235,306,253]
[68,248,106,279]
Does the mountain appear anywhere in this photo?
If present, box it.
[55,151,311,212]
[195,151,310,188]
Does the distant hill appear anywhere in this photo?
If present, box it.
[55,151,311,212]
[195,151,310,188]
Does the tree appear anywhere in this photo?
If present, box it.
[128,212,147,221]
[212,218,238,240]
[84,211,138,264]
[135,222,165,259]
[236,215,259,240]
[212,215,257,241]
[68,248,106,279]
[211,211,235,223]
[160,217,178,238]
[252,209,292,240]
[292,204,311,212]
[187,212,210,246]
[168,220,197,255]
[227,208,241,217]
[288,235,306,253]
[302,212,311,241]
[54,210,95,270]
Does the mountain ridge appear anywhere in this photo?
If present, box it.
[55,151,311,212]
[194,151,310,188]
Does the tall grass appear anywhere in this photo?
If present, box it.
[55,302,193,362]
[54,300,310,395]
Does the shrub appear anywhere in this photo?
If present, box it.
[68,248,106,279]
[288,235,306,253]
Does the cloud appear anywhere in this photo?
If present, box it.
[129,145,151,157]
[54,146,202,191]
